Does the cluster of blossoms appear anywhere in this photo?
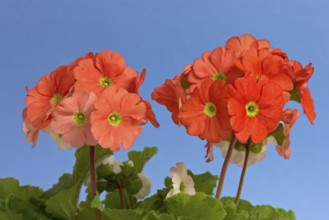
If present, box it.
[152,34,315,164]
[23,50,159,151]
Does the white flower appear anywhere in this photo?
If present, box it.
[216,138,273,167]
[133,173,152,199]
[102,155,123,174]
[166,162,196,198]
[43,127,71,151]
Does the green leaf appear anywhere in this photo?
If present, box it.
[91,194,104,211]
[0,178,19,199]
[271,124,285,145]
[42,174,73,199]
[77,208,111,220]
[6,195,51,220]
[0,210,22,220]
[103,189,137,209]
[220,197,296,220]
[165,193,226,220]
[45,187,76,220]
[128,147,158,173]
[136,193,165,217]
[102,208,142,220]
[187,171,217,195]
[143,211,176,220]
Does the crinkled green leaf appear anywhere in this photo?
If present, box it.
[45,187,76,220]
[6,195,51,220]
[0,210,22,220]
[187,170,217,195]
[220,197,296,220]
[128,147,158,173]
[77,208,111,220]
[143,211,175,220]
[0,178,19,199]
[42,174,73,199]
[102,208,141,220]
[165,193,226,220]
[136,193,165,217]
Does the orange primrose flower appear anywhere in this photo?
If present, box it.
[25,65,75,129]
[179,79,232,143]
[90,86,147,151]
[227,75,285,144]
[74,50,136,96]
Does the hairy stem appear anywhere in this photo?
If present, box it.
[235,142,251,206]
[215,135,237,199]
[89,146,101,220]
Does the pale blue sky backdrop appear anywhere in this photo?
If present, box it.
[0,1,328,219]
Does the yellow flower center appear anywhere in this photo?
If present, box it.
[245,101,259,117]
[100,77,113,88]
[204,102,217,118]
[108,112,122,127]
[72,111,87,126]
[50,93,62,106]
[212,72,226,81]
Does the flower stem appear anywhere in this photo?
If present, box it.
[118,185,125,209]
[215,135,237,199]
[89,146,101,220]
[235,142,251,206]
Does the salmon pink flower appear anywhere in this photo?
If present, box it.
[90,86,147,151]
[275,109,300,159]
[74,50,136,96]
[235,49,293,102]
[289,61,316,124]
[227,75,285,144]
[22,108,39,148]
[225,34,259,58]
[179,79,231,143]
[189,47,244,88]
[25,65,75,129]
[50,90,97,147]
[152,78,186,125]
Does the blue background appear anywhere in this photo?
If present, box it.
[1,0,328,219]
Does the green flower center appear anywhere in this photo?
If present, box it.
[245,101,259,117]
[212,72,226,81]
[100,77,113,88]
[50,93,62,106]
[204,102,217,118]
[179,181,186,191]
[108,112,122,127]
[72,111,87,126]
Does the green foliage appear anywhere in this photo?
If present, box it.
[128,146,158,173]
[187,170,217,195]
[290,86,301,103]
[220,197,296,220]
[144,211,176,220]
[165,193,226,220]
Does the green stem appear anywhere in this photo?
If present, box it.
[89,146,101,220]
[215,135,237,199]
[235,142,251,206]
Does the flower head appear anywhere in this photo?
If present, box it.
[179,79,231,143]
[74,50,136,96]
[50,90,97,147]
[25,65,75,129]
[227,75,285,144]
[90,86,147,151]
[166,162,196,198]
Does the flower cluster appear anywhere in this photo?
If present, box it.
[23,50,159,151]
[152,34,315,163]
